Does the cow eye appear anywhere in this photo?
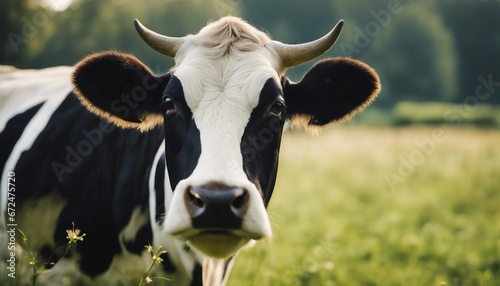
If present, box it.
[269,100,286,119]
[162,95,175,111]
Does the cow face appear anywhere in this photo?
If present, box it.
[72,16,380,259]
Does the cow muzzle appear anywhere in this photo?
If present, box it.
[181,183,250,258]
[164,180,272,258]
[186,184,249,230]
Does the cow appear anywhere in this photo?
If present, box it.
[0,16,380,285]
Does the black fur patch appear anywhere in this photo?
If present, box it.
[160,251,177,273]
[154,155,166,223]
[190,263,203,286]
[12,93,164,277]
[162,76,202,191]
[241,78,285,205]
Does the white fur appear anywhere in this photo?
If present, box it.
[149,143,199,282]
[0,66,74,131]
[148,141,167,229]
[118,207,149,248]
[203,258,226,286]
[0,66,73,257]
[100,207,152,284]
[163,17,281,260]
[0,192,67,285]
[16,192,67,251]
[36,258,84,285]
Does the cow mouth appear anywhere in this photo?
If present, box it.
[185,230,250,258]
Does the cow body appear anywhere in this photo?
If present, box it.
[0,68,196,284]
[1,16,380,285]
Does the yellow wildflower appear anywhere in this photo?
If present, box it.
[152,255,163,265]
[66,223,86,244]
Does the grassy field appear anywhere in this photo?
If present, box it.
[4,126,498,285]
[228,126,500,286]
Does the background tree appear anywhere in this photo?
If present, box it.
[438,0,500,104]
[364,4,458,106]
[1,0,499,107]
[1,0,39,67]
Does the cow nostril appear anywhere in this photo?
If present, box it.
[189,189,205,208]
[231,190,249,211]
[188,184,249,229]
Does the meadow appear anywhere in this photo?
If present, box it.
[229,126,500,286]
[3,125,499,286]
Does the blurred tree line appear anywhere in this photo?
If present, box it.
[1,0,499,107]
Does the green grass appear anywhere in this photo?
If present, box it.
[229,126,500,286]
[4,126,499,285]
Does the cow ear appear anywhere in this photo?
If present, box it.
[282,57,381,127]
[72,51,170,131]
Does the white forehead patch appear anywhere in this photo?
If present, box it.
[171,16,282,184]
[172,16,281,115]
[162,17,277,241]
[174,55,279,183]
[163,56,278,241]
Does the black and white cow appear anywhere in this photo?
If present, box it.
[0,16,380,285]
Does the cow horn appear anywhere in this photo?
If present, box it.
[134,19,184,58]
[269,20,344,68]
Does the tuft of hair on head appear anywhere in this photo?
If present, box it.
[194,16,271,58]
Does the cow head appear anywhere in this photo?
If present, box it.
[72,16,380,259]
